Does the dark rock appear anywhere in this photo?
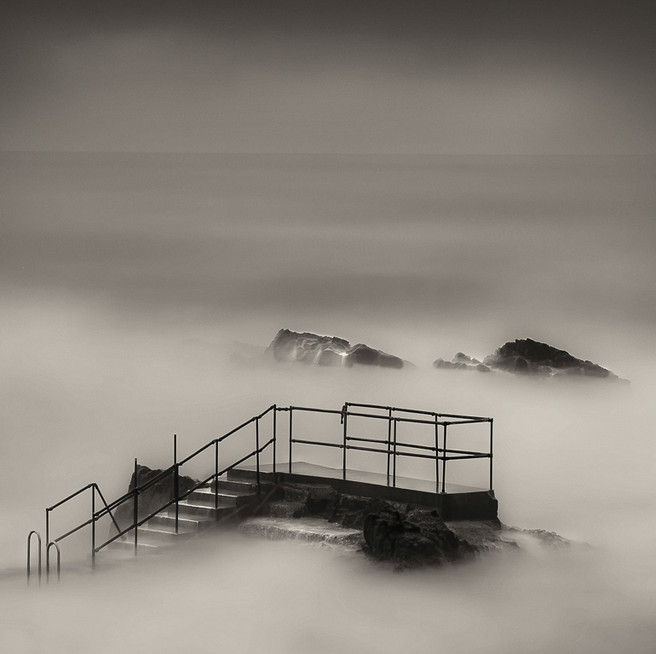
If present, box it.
[433,353,492,373]
[267,329,408,369]
[363,507,474,568]
[483,338,622,380]
[114,464,199,529]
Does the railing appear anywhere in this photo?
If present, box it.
[285,402,492,494]
[29,401,492,582]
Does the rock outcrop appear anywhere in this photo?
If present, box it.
[363,507,475,567]
[483,338,621,379]
[262,483,563,568]
[434,338,624,381]
[114,464,199,529]
[434,352,492,373]
[267,329,407,369]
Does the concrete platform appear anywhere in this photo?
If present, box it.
[233,462,498,521]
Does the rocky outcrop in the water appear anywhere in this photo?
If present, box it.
[484,338,621,379]
[363,508,475,567]
[434,352,492,373]
[260,483,569,568]
[267,329,407,368]
[435,338,624,381]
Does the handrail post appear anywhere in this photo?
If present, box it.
[489,418,494,491]
[434,416,440,496]
[214,439,219,510]
[342,403,348,480]
[272,405,277,474]
[386,407,392,486]
[288,407,293,474]
[174,434,179,534]
[91,485,96,567]
[441,423,448,494]
[26,530,42,586]
[133,458,139,555]
[392,419,398,487]
[45,509,50,578]
[255,417,261,492]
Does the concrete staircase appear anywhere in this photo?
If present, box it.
[110,473,270,552]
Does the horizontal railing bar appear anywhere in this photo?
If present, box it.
[346,435,436,453]
[346,411,438,426]
[95,528,132,552]
[444,447,490,457]
[347,402,490,422]
[289,406,344,416]
[345,435,388,445]
[345,444,388,456]
[179,439,216,465]
[53,518,93,543]
[47,483,93,512]
[444,453,491,461]
[291,438,343,449]
[216,438,274,476]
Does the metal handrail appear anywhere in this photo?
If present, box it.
[30,401,493,579]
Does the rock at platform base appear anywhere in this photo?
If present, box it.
[266,328,407,369]
[114,464,198,529]
[363,508,474,567]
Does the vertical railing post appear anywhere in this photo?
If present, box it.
[288,407,293,474]
[45,509,50,579]
[342,403,348,480]
[272,405,277,474]
[214,439,219,510]
[26,531,42,586]
[489,418,494,491]
[255,417,261,491]
[441,423,448,494]
[173,434,179,534]
[91,485,96,567]
[434,416,440,495]
[386,407,392,486]
[392,419,398,487]
[133,458,139,555]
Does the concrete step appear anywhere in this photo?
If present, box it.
[211,478,260,493]
[135,525,197,546]
[147,514,209,532]
[187,487,257,507]
[174,500,237,519]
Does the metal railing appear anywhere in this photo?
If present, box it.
[284,402,492,493]
[28,401,492,582]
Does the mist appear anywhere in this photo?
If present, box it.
[2,151,655,652]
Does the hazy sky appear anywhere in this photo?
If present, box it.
[2,0,655,154]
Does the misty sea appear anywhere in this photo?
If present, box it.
[1,152,655,653]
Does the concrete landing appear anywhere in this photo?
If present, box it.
[233,462,498,521]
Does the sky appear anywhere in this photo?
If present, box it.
[1,0,655,154]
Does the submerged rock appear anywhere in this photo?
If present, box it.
[267,329,407,369]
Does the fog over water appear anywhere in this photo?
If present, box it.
[1,152,655,652]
